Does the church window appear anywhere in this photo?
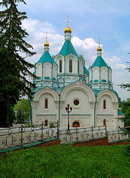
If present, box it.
[73,99,80,106]
[69,59,72,73]
[59,60,62,72]
[103,119,106,126]
[45,119,48,126]
[45,98,48,109]
[103,100,106,109]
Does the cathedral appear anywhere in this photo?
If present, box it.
[31,24,124,129]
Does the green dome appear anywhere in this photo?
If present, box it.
[84,66,89,75]
[59,40,78,57]
[39,51,54,64]
[91,56,110,68]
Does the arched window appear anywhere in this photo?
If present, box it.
[45,119,48,126]
[69,59,72,73]
[72,121,80,127]
[45,98,48,109]
[103,119,106,126]
[59,60,62,73]
[103,100,106,109]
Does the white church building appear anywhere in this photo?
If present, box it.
[31,24,124,129]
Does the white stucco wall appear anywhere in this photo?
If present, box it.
[96,90,118,128]
[43,62,52,79]
[31,82,123,129]
[60,82,95,128]
[52,63,58,79]
[31,88,59,125]
[92,67,99,81]
[79,59,84,75]
[36,62,42,78]
[101,67,108,81]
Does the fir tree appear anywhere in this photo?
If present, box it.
[0,0,36,126]
[120,62,130,91]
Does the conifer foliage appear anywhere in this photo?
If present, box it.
[120,62,130,91]
[0,0,35,126]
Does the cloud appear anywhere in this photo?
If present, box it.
[19,0,130,16]
[22,18,129,100]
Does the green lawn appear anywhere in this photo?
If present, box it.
[0,145,130,178]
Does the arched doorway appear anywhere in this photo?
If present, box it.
[72,121,80,127]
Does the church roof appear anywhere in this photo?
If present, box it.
[118,110,124,116]
[38,51,54,64]
[84,66,89,75]
[59,40,78,57]
[90,56,110,68]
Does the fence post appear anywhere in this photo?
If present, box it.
[41,122,44,140]
[20,125,23,146]
[91,126,94,139]
[118,127,120,140]
[76,127,78,142]
[105,124,108,137]
[57,120,59,139]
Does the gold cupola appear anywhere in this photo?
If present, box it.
[97,40,102,52]
[64,26,72,33]
[64,16,72,33]
[44,33,49,47]
[44,41,49,47]
[97,39,102,56]
[44,33,49,51]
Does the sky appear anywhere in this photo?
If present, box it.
[18,0,130,100]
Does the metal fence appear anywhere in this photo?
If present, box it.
[59,126,107,144]
[0,123,129,151]
[108,129,129,143]
[0,122,58,150]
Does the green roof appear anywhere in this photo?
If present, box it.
[118,110,124,116]
[84,66,89,75]
[59,40,78,57]
[91,56,110,68]
[93,89,101,95]
[39,51,54,64]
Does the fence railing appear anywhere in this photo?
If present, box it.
[0,122,58,150]
[59,126,107,144]
[108,129,129,143]
[0,124,129,150]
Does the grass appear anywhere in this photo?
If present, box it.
[0,145,130,178]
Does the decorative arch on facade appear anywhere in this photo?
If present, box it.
[97,90,118,103]
[61,82,95,103]
[33,87,58,102]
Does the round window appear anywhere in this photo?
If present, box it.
[73,99,79,106]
